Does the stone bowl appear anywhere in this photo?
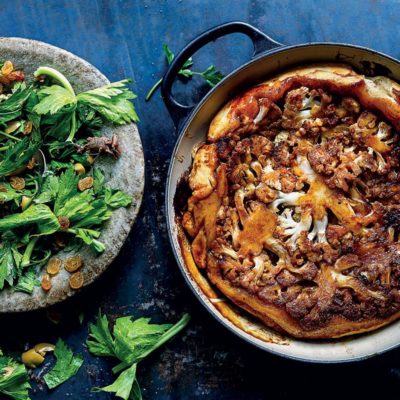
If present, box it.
[0,37,144,312]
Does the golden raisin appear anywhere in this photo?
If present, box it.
[0,185,6,193]
[41,274,52,292]
[23,121,33,135]
[46,257,62,276]
[69,271,84,289]
[9,176,25,190]
[58,216,70,231]
[64,255,83,273]
[78,176,93,191]
[1,60,13,76]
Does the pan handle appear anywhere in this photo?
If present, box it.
[161,21,282,128]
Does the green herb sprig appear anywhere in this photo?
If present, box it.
[87,312,190,400]
[145,44,223,101]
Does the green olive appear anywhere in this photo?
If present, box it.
[74,163,86,175]
[21,349,44,368]
[5,120,21,134]
[20,196,32,211]
[34,342,55,356]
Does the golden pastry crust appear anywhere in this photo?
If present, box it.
[176,64,400,339]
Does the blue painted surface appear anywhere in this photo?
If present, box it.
[1,0,400,398]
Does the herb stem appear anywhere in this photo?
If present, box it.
[0,131,21,141]
[34,66,76,96]
[111,313,191,374]
[21,236,40,268]
[66,112,77,142]
[145,78,163,101]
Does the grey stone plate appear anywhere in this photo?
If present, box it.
[0,37,144,312]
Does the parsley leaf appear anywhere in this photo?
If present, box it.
[77,80,139,125]
[34,175,59,204]
[13,269,40,295]
[0,204,60,235]
[33,85,77,115]
[104,188,132,208]
[0,355,31,400]
[0,84,32,126]
[86,312,115,357]
[94,363,137,400]
[33,67,138,142]
[0,243,17,290]
[0,137,41,178]
[43,339,83,390]
[87,313,190,400]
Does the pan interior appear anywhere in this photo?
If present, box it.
[167,43,400,362]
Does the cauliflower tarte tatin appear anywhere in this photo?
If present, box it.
[176,64,400,339]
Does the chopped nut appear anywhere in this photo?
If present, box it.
[78,176,93,191]
[58,216,70,231]
[9,176,25,190]
[64,255,83,273]
[41,273,52,292]
[69,271,84,289]
[46,257,62,276]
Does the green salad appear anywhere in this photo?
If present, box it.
[0,60,138,295]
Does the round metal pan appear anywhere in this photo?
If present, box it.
[161,21,400,363]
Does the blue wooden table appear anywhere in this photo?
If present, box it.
[1,0,400,398]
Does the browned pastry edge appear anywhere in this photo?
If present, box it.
[177,226,289,344]
[209,63,400,142]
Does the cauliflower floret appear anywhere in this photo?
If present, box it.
[278,208,312,248]
[296,155,317,183]
[271,191,304,212]
[368,147,389,174]
[261,160,282,190]
[274,131,290,143]
[308,214,328,243]
[234,184,255,225]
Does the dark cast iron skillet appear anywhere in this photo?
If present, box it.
[161,21,400,363]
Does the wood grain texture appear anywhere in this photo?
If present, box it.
[1,0,400,399]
